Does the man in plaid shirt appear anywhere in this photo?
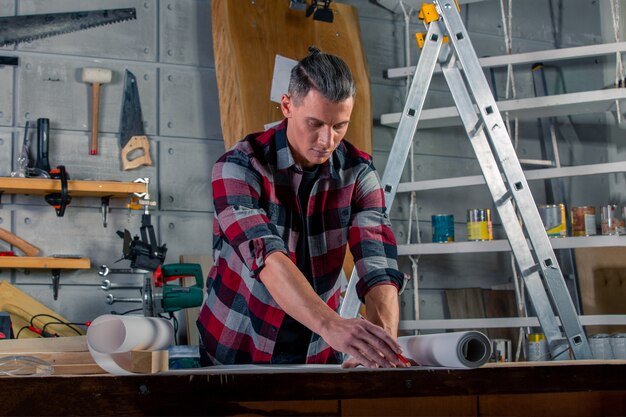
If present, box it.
[197,47,407,368]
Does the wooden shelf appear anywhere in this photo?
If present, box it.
[0,257,90,269]
[0,177,147,198]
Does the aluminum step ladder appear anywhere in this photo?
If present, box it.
[340,0,592,360]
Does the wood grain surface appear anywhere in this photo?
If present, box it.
[212,0,372,153]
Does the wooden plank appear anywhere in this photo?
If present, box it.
[0,282,86,337]
[0,257,90,269]
[211,0,372,298]
[480,391,626,417]
[212,0,372,154]
[0,351,94,365]
[482,289,519,355]
[0,335,88,352]
[575,247,626,334]
[445,288,488,335]
[130,350,169,374]
[232,400,340,416]
[343,396,477,417]
[0,177,146,198]
[50,363,106,375]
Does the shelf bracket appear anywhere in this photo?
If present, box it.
[101,196,112,228]
[51,269,61,300]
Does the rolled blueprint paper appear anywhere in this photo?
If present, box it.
[397,331,491,368]
[87,314,174,375]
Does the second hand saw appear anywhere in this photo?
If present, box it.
[119,70,152,171]
[0,8,137,47]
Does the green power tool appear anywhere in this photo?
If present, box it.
[143,263,204,317]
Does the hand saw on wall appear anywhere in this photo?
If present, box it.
[0,8,137,47]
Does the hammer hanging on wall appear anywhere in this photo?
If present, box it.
[82,67,112,155]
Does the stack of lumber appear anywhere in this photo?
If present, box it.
[0,336,104,375]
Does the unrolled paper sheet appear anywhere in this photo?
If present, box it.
[398,331,491,368]
[87,314,174,375]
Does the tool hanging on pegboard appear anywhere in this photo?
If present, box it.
[45,165,72,217]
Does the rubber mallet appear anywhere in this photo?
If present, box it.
[82,67,112,155]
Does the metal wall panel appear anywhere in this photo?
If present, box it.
[17,57,158,134]
[16,0,157,62]
[159,68,221,139]
[13,206,141,270]
[0,66,13,126]
[160,0,214,67]
[464,0,602,46]
[0,129,11,177]
[158,138,220,212]
[158,213,212,266]
[358,18,405,86]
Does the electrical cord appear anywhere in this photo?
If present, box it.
[13,313,88,338]
[30,314,84,336]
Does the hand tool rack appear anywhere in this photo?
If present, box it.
[340,0,593,359]
[0,176,149,299]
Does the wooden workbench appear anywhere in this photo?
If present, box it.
[1,360,626,416]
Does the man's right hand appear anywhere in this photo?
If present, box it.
[319,316,405,368]
[260,252,406,368]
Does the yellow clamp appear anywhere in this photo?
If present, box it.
[418,3,440,24]
[126,197,143,211]
[418,1,461,24]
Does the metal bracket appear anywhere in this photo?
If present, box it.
[101,196,111,228]
[133,177,150,200]
[51,269,61,300]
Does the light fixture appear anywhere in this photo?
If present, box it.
[305,1,334,23]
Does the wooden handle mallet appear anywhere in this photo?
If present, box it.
[82,68,112,155]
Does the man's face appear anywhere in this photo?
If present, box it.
[281,88,354,169]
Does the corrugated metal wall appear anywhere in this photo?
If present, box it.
[0,0,622,331]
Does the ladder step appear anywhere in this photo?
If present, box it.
[520,264,542,278]
[494,189,513,207]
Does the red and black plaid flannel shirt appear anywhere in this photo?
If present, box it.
[197,119,403,365]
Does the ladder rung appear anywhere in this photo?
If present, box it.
[494,189,512,207]
[520,264,542,278]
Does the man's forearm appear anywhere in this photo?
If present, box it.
[364,284,400,339]
[259,251,337,335]
[260,253,403,367]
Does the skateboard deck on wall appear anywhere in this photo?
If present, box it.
[211,0,372,154]
[212,0,373,281]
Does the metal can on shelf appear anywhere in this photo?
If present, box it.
[589,333,613,359]
[538,204,566,238]
[570,206,596,236]
[600,204,620,235]
[610,333,626,360]
[431,214,455,243]
[467,208,493,241]
[527,333,549,361]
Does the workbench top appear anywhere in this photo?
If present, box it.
[1,360,626,416]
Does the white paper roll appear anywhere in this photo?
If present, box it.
[398,331,491,368]
[87,314,174,375]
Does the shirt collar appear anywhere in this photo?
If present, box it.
[274,119,340,180]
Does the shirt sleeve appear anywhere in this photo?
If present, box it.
[212,149,288,279]
[348,162,404,302]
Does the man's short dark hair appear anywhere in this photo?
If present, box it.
[288,46,356,105]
